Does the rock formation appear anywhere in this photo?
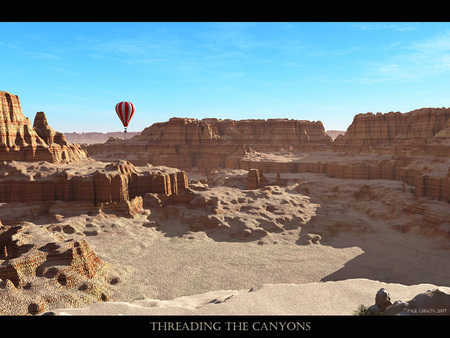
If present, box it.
[0,91,196,314]
[234,149,448,203]
[0,223,111,315]
[368,287,450,315]
[369,288,392,314]
[330,108,449,202]
[0,160,188,208]
[86,117,332,174]
[333,107,450,155]
[0,91,89,163]
[147,183,320,241]
[326,130,345,140]
[245,168,268,190]
[85,108,449,202]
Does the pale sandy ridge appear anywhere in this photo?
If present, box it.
[49,278,450,315]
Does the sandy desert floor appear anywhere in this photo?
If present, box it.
[37,170,450,315]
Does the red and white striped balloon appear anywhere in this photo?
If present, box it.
[115,101,135,132]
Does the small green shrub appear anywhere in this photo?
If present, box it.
[353,304,383,316]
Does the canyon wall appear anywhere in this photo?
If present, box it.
[238,156,449,202]
[0,91,89,163]
[236,108,449,202]
[328,108,449,201]
[139,117,331,147]
[333,107,450,157]
[86,117,332,173]
[0,160,188,206]
[86,109,449,202]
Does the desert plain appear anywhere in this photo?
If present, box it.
[0,90,449,316]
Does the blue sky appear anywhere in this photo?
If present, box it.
[2,22,450,132]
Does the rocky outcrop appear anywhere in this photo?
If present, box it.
[368,287,450,315]
[235,108,450,203]
[0,223,111,315]
[140,117,331,148]
[415,168,450,201]
[333,107,450,156]
[0,160,188,208]
[146,184,320,241]
[245,168,268,190]
[369,288,392,314]
[331,108,450,202]
[0,91,89,163]
[86,117,332,174]
[238,153,449,202]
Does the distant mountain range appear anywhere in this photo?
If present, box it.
[326,130,346,140]
[64,131,141,144]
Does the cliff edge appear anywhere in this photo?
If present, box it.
[0,91,89,163]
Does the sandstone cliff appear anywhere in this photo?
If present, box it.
[0,91,88,163]
[139,117,331,147]
[333,107,450,156]
[235,108,449,202]
[328,108,450,201]
[0,160,188,207]
[85,110,449,202]
[86,117,332,174]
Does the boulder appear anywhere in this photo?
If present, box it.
[370,287,450,315]
[369,288,392,314]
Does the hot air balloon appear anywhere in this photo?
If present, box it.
[115,101,135,133]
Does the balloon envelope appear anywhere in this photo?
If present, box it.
[115,101,135,128]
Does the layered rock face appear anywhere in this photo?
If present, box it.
[0,91,88,163]
[245,168,268,190]
[239,153,449,202]
[141,117,331,148]
[333,107,450,156]
[238,109,450,202]
[0,160,188,207]
[333,108,450,201]
[86,109,449,202]
[86,117,332,174]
